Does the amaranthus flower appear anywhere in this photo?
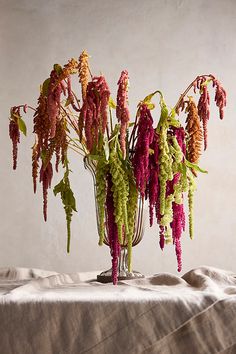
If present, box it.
[133,104,154,198]
[148,132,159,226]
[9,109,20,170]
[213,78,227,119]
[116,70,130,158]
[47,70,63,139]
[185,98,203,169]
[39,162,53,222]
[82,76,110,152]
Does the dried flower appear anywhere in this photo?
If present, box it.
[185,99,203,176]
[82,76,110,152]
[47,70,62,139]
[9,109,20,170]
[78,50,90,101]
[213,78,227,119]
[32,141,39,193]
[197,80,210,150]
[39,162,53,221]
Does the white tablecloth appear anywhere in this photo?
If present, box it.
[0,266,236,354]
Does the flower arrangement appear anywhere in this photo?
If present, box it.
[9,50,226,284]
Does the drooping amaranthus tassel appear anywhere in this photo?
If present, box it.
[159,126,173,216]
[159,225,165,250]
[9,108,20,170]
[109,138,129,244]
[39,161,53,221]
[32,141,39,193]
[78,50,90,101]
[81,76,110,152]
[54,118,68,172]
[212,78,227,119]
[133,104,154,198]
[116,70,130,158]
[106,173,121,285]
[47,69,63,139]
[170,127,186,271]
[185,98,203,169]
[197,78,210,150]
[148,132,159,226]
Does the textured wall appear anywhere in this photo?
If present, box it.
[0,0,236,275]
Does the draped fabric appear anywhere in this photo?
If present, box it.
[0,266,236,353]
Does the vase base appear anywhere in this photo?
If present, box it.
[97,269,145,283]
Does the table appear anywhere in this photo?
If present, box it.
[0,266,236,353]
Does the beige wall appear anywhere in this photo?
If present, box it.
[1,0,236,275]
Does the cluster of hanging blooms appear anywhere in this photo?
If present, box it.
[8,51,227,284]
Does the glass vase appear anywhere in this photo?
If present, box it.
[84,157,145,283]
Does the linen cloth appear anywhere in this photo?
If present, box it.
[0,266,236,354]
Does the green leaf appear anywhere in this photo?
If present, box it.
[168,117,181,128]
[65,189,77,212]
[53,64,63,75]
[185,160,208,173]
[178,162,187,178]
[17,116,27,136]
[147,103,155,110]
[42,78,50,97]
[53,180,65,196]
[87,154,101,161]
[109,97,116,109]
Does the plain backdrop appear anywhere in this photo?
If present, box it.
[0,0,236,276]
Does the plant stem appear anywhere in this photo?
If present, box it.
[174,74,215,112]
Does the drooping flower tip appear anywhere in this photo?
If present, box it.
[213,79,227,120]
[9,115,20,170]
[39,162,53,222]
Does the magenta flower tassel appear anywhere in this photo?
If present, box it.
[116,70,130,158]
[148,132,159,226]
[9,116,20,170]
[133,104,154,198]
[39,162,53,222]
[197,82,210,150]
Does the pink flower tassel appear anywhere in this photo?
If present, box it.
[116,70,130,158]
[81,76,110,152]
[148,132,159,226]
[133,104,154,198]
[197,83,210,150]
[39,162,53,222]
[213,78,227,120]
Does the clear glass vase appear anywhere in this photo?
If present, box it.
[84,157,145,283]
